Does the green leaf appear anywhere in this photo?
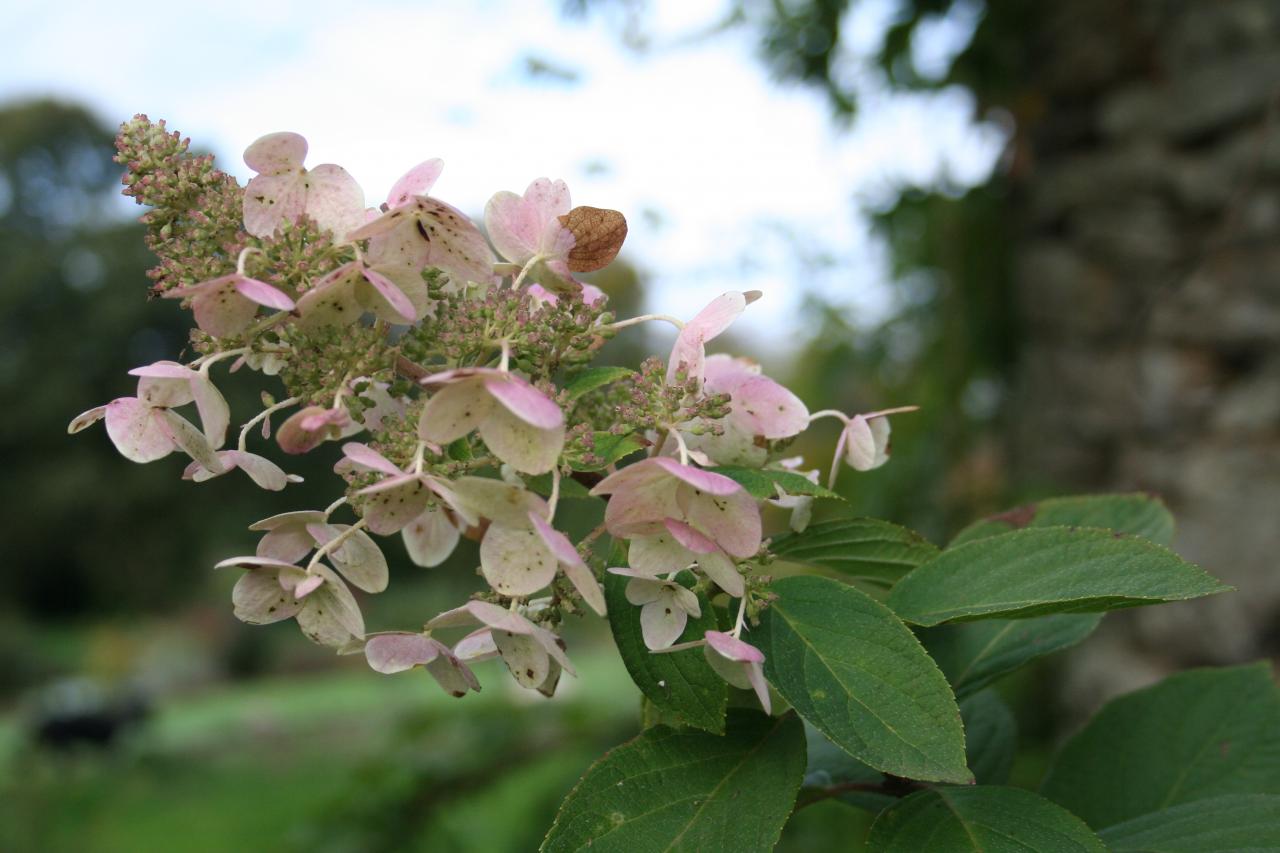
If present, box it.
[707,466,843,501]
[604,571,726,734]
[756,575,971,784]
[1040,663,1280,830]
[526,472,594,500]
[541,710,806,853]
[570,432,646,471]
[800,722,896,813]
[920,613,1103,698]
[951,493,1175,547]
[886,526,1229,626]
[867,787,1106,852]
[961,689,1016,786]
[1100,795,1280,851]
[770,517,939,585]
[564,366,635,401]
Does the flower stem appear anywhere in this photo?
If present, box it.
[601,313,686,333]
[238,396,301,452]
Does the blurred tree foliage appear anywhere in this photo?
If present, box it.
[569,0,1037,538]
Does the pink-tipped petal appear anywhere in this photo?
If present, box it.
[234,277,296,311]
[705,630,765,663]
[663,518,718,554]
[359,266,417,323]
[341,442,404,476]
[244,131,307,174]
[424,643,481,697]
[388,158,444,207]
[652,457,741,496]
[483,376,564,430]
[667,291,747,383]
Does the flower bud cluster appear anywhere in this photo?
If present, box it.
[72,119,916,709]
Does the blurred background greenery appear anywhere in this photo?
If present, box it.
[3,1,1278,850]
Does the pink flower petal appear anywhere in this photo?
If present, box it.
[704,630,764,663]
[483,375,564,430]
[626,531,695,575]
[666,291,747,384]
[680,487,762,560]
[477,405,565,475]
[365,633,441,674]
[401,506,461,568]
[304,163,365,240]
[641,595,688,650]
[232,571,303,624]
[190,375,230,448]
[651,457,740,496]
[357,474,432,535]
[695,550,745,598]
[67,405,107,434]
[479,523,558,597]
[243,172,306,238]
[448,477,547,527]
[387,159,444,207]
[293,572,325,598]
[453,628,499,662]
[234,277,296,311]
[663,518,717,554]
[414,197,499,287]
[418,378,493,444]
[341,442,404,476]
[359,266,417,323]
[732,375,809,439]
[493,630,550,689]
[244,132,307,174]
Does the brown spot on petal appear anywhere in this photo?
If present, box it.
[559,206,627,272]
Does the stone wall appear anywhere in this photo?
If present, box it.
[1006,0,1280,707]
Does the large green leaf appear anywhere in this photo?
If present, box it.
[755,575,971,784]
[951,493,1175,547]
[867,787,1105,852]
[769,517,938,585]
[564,366,635,401]
[1040,663,1280,830]
[707,466,843,501]
[961,690,1016,786]
[604,571,726,734]
[920,613,1103,698]
[1100,795,1280,851]
[886,526,1229,626]
[541,710,806,853]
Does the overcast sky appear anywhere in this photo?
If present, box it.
[2,0,1002,354]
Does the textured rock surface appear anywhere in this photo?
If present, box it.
[1006,0,1280,710]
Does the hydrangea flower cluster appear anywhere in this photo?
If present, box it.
[71,117,913,707]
